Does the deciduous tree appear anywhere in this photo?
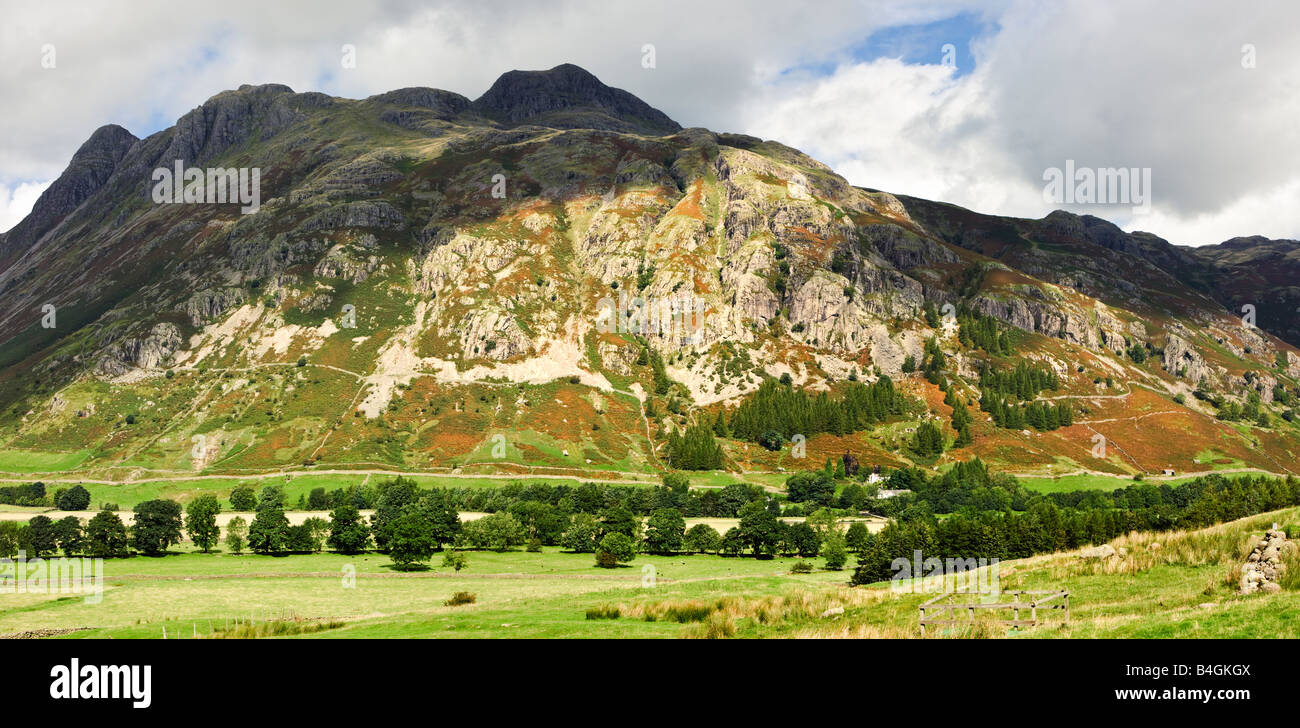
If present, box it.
[185,494,221,553]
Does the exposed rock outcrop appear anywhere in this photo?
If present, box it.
[95,322,183,376]
[971,292,1099,350]
[471,63,681,135]
[1079,544,1117,560]
[160,83,318,165]
[456,308,533,361]
[314,244,381,283]
[1239,528,1295,595]
[368,87,471,118]
[184,287,248,326]
[1162,331,1214,385]
[299,200,405,231]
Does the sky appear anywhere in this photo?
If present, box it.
[1,0,1298,245]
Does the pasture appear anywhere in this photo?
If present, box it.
[4,507,1296,639]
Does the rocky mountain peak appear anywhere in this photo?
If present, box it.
[159,82,325,166]
[470,63,681,135]
[1216,235,1299,251]
[366,87,472,118]
[0,123,138,262]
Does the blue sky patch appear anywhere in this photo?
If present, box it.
[850,12,992,78]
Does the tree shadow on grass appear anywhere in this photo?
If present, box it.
[382,562,431,572]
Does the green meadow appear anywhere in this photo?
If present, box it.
[4,507,1295,639]
[1017,472,1199,494]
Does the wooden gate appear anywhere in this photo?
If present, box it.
[919,590,1069,636]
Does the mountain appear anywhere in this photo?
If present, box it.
[0,123,137,266]
[0,64,1297,481]
[1187,236,1300,348]
[471,63,682,135]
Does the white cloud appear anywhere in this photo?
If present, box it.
[745,58,1043,217]
[0,0,959,231]
[742,0,1300,245]
[0,180,52,234]
[1131,179,1300,245]
[1,0,1297,245]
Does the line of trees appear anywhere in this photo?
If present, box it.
[0,489,332,559]
[558,497,852,568]
[0,483,91,510]
[0,473,863,571]
[850,472,1300,585]
[278,477,772,520]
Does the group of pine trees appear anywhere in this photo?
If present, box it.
[944,387,974,447]
[631,344,673,398]
[666,424,725,470]
[909,421,946,458]
[981,397,1074,431]
[957,308,1013,354]
[907,367,979,459]
[1214,390,1269,428]
[977,360,1072,431]
[727,376,912,447]
[978,360,1059,398]
[919,337,947,386]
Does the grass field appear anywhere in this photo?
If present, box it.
[4,506,1295,639]
[1018,473,1199,494]
[0,450,93,473]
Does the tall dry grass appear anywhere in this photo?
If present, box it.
[1048,510,1291,581]
[1278,540,1300,591]
[591,586,894,637]
[203,616,346,638]
[790,616,1022,639]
